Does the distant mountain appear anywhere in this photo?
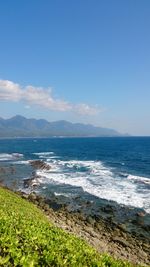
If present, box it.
[0,115,125,137]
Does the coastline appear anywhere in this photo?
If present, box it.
[0,161,150,265]
[17,189,150,266]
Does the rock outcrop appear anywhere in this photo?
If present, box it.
[29,160,51,171]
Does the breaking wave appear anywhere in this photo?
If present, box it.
[127,175,150,185]
[30,153,150,213]
[33,152,54,156]
[0,153,23,161]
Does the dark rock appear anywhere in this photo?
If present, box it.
[23,178,33,188]
[23,172,41,188]
[29,160,51,171]
[137,211,146,217]
[101,205,114,213]
[45,200,63,211]
[142,225,150,232]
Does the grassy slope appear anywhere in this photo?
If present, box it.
[0,187,138,267]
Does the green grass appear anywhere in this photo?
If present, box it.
[0,187,139,266]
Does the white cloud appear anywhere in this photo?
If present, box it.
[0,80,22,101]
[23,85,71,111]
[0,79,101,116]
[74,103,100,115]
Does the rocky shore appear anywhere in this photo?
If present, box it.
[1,160,150,265]
[17,190,150,266]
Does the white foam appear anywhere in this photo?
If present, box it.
[33,152,54,156]
[13,160,30,165]
[46,156,60,159]
[12,153,23,158]
[34,159,150,213]
[42,186,47,189]
[127,175,150,185]
[0,153,23,161]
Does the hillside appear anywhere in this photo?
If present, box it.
[0,115,124,137]
[0,186,137,267]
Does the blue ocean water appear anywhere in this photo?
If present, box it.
[0,137,150,213]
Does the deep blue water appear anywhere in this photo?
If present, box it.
[0,137,150,213]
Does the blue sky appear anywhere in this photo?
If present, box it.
[0,0,150,135]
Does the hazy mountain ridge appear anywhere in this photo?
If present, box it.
[0,115,125,137]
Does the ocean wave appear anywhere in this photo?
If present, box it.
[34,159,150,213]
[45,156,61,159]
[32,152,54,156]
[13,160,30,165]
[3,151,148,213]
[0,153,23,161]
[127,175,150,185]
[47,159,113,175]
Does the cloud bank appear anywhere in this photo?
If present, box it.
[0,79,100,116]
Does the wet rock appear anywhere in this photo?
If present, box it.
[93,214,101,222]
[137,211,146,217]
[29,160,51,171]
[23,173,41,188]
[142,225,150,232]
[101,205,114,213]
[45,200,63,211]
[23,178,33,188]
[86,200,92,206]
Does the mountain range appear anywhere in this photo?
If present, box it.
[0,115,125,137]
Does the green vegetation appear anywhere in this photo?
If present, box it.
[0,187,138,266]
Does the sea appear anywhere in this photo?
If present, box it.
[0,137,150,214]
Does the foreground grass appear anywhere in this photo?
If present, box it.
[0,187,138,266]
